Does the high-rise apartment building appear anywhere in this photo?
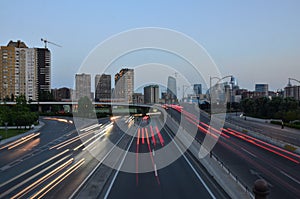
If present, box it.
[144,85,159,104]
[0,40,51,101]
[167,76,177,103]
[36,48,51,94]
[284,85,300,101]
[114,68,134,103]
[95,74,111,102]
[75,73,91,100]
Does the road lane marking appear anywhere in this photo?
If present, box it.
[154,164,158,176]
[280,170,300,185]
[165,127,217,199]
[241,147,257,158]
[104,127,138,199]
[69,121,140,199]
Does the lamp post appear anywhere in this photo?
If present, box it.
[209,75,233,114]
[182,85,191,102]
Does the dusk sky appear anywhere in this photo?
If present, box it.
[1,0,300,92]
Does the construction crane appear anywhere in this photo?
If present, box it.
[41,38,62,48]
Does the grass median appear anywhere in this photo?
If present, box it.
[0,129,28,140]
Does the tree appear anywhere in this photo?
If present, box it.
[76,96,94,118]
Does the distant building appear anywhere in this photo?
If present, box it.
[242,91,268,99]
[235,88,248,95]
[255,84,268,96]
[25,48,38,101]
[144,85,159,104]
[284,85,300,101]
[167,76,177,103]
[52,87,71,101]
[95,74,111,102]
[132,93,144,104]
[36,48,51,95]
[0,40,50,101]
[75,73,91,100]
[114,68,134,103]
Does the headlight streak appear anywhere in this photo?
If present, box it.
[49,126,104,150]
[43,117,73,124]
[0,149,69,189]
[2,155,72,199]
[30,158,85,199]
[8,133,40,150]
[74,123,113,151]
[79,123,102,132]
[11,158,73,199]
[0,133,39,150]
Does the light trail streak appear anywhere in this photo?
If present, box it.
[11,158,73,199]
[0,133,36,150]
[155,126,164,146]
[82,123,114,151]
[74,123,113,151]
[0,149,69,188]
[227,128,300,159]
[150,125,156,147]
[30,158,85,199]
[1,155,72,198]
[8,133,40,150]
[50,128,99,150]
[80,123,102,132]
[225,128,299,164]
[184,117,218,139]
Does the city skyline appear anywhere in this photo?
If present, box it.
[1,1,299,92]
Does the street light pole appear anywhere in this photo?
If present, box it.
[182,85,191,102]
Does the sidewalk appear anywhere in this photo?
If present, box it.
[0,120,45,146]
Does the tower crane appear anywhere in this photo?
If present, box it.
[41,38,62,48]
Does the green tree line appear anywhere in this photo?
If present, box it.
[240,97,300,122]
[0,95,38,129]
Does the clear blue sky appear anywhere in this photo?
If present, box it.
[1,0,300,91]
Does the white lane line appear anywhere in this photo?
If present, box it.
[152,149,155,156]
[104,127,138,199]
[165,129,216,199]
[241,147,257,158]
[280,170,300,185]
[154,164,158,176]
[68,125,133,199]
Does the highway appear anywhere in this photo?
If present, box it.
[0,115,228,199]
[101,118,227,199]
[226,112,300,147]
[166,103,300,199]
[1,105,299,199]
